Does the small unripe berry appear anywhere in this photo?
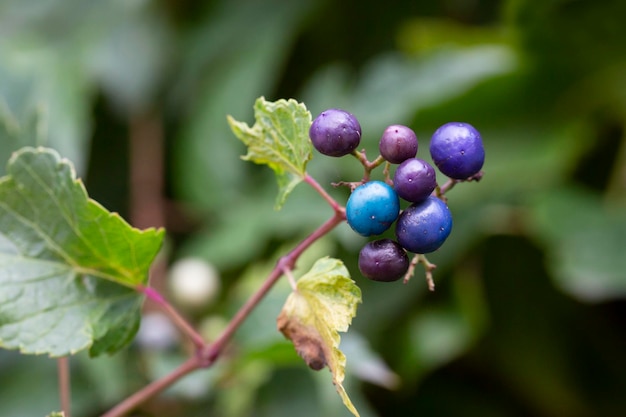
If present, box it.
[379,124,418,164]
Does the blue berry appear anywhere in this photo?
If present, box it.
[395,196,452,253]
[392,158,437,203]
[379,124,418,164]
[346,181,400,237]
[429,122,484,179]
[309,108,361,157]
[358,239,409,282]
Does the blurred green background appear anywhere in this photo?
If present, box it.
[1,0,626,416]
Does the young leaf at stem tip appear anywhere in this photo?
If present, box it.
[0,147,164,357]
[227,96,313,209]
[277,257,362,417]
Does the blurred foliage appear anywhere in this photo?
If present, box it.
[1,0,626,416]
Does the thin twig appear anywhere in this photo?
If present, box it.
[139,285,206,349]
[403,254,421,285]
[201,212,344,365]
[334,151,388,191]
[100,356,201,417]
[419,254,437,292]
[437,171,484,199]
[403,254,437,291]
[382,161,392,185]
[304,173,345,216]
[282,266,298,291]
[58,357,71,417]
[103,188,346,416]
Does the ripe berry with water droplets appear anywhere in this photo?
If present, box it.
[429,122,484,179]
[393,158,437,203]
[395,196,453,253]
[309,108,361,157]
[358,239,409,282]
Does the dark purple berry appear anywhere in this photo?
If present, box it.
[379,124,418,164]
[358,239,409,282]
[429,122,484,179]
[395,196,453,254]
[346,181,400,237]
[309,108,361,157]
[392,158,437,203]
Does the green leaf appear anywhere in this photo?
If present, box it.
[227,97,313,209]
[277,257,362,417]
[0,147,164,356]
[529,186,626,302]
[46,412,65,417]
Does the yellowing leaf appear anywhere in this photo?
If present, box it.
[277,257,362,417]
[227,97,313,209]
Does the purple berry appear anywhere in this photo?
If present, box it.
[392,158,437,203]
[309,108,361,157]
[395,196,453,254]
[379,124,418,164]
[429,122,484,179]
[358,239,409,282]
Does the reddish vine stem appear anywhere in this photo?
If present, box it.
[304,173,345,215]
[102,178,346,417]
[139,285,206,349]
[100,356,201,417]
[201,212,344,365]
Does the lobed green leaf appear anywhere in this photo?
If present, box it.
[227,97,313,209]
[0,147,164,356]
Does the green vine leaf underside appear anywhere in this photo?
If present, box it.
[227,96,313,209]
[277,257,362,417]
[0,147,164,357]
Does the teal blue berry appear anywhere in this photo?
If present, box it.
[346,181,400,237]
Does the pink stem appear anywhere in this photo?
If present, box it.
[201,212,344,364]
[100,356,201,417]
[139,285,206,348]
[304,173,345,217]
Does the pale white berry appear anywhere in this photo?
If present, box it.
[168,257,220,308]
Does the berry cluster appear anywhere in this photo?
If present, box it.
[309,108,485,286]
